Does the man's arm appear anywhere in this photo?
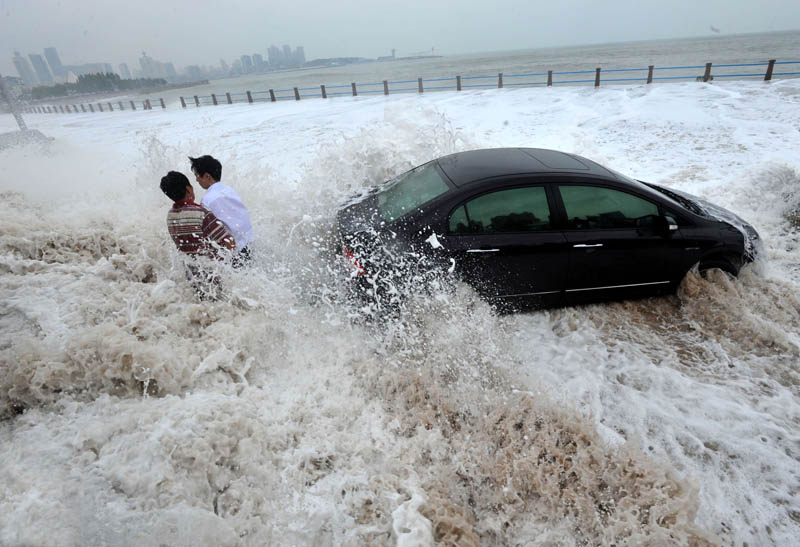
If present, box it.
[202,212,236,252]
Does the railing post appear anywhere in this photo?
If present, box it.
[647,65,654,84]
[160,98,166,109]
[764,59,776,81]
[246,91,253,103]
[180,96,186,108]
[118,101,124,111]
[320,85,327,99]
[81,104,87,112]
[211,93,218,105]
[88,104,94,112]
[108,102,113,111]
[498,72,503,88]
[226,92,232,104]
[594,68,601,87]
[703,62,712,82]
[145,99,151,110]
[547,70,553,87]
[456,75,461,91]
[59,105,65,113]
[131,101,136,110]
[64,105,70,113]
[383,80,389,95]
[97,103,103,112]
[193,95,199,107]
[351,82,357,96]
[269,89,276,102]
[418,77,423,93]
[294,87,300,100]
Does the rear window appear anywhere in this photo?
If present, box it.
[377,162,450,222]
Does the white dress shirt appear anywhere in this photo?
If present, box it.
[201,182,253,252]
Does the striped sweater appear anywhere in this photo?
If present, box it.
[166,200,236,257]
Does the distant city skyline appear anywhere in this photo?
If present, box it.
[2,0,799,77]
[4,43,312,90]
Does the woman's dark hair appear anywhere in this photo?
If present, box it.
[189,155,222,181]
[160,171,192,202]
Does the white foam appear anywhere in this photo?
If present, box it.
[2,79,800,545]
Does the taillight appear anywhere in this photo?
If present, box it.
[343,244,365,275]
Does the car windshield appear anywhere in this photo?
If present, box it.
[377,162,450,222]
[609,167,709,217]
[642,182,711,217]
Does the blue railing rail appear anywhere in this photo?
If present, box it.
[25,97,166,114]
[23,60,800,114]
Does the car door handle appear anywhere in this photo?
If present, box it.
[573,243,603,248]
[466,248,500,253]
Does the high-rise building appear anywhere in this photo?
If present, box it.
[139,51,157,78]
[252,53,265,71]
[294,46,305,66]
[267,45,280,67]
[44,47,66,78]
[28,54,54,84]
[240,55,254,73]
[12,51,38,87]
[119,63,132,79]
[282,44,292,65]
[165,63,177,79]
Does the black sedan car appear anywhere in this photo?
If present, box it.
[337,148,760,310]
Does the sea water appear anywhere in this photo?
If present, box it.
[136,30,800,107]
[1,75,799,545]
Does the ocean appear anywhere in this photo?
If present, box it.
[143,30,800,105]
[2,35,800,546]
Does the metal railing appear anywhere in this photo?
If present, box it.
[22,59,800,114]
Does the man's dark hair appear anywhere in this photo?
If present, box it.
[160,171,192,202]
[189,155,222,181]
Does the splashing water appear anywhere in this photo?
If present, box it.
[2,82,800,545]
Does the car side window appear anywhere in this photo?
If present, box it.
[449,186,551,234]
[559,185,659,229]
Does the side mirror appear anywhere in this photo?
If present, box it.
[641,214,679,234]
[664,214,679,232]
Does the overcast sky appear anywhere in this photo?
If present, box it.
[2,0,799,76]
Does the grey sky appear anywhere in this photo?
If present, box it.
[2,0,799,76]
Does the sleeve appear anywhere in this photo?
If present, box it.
[201,211,236,252]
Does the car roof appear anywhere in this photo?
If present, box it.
[435,148,617,187]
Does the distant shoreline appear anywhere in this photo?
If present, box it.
[28,80,210,105]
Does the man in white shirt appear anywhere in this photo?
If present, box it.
[189,155,254,266]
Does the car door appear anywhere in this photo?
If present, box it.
[442,183,569,308]
[556,183,683,304]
